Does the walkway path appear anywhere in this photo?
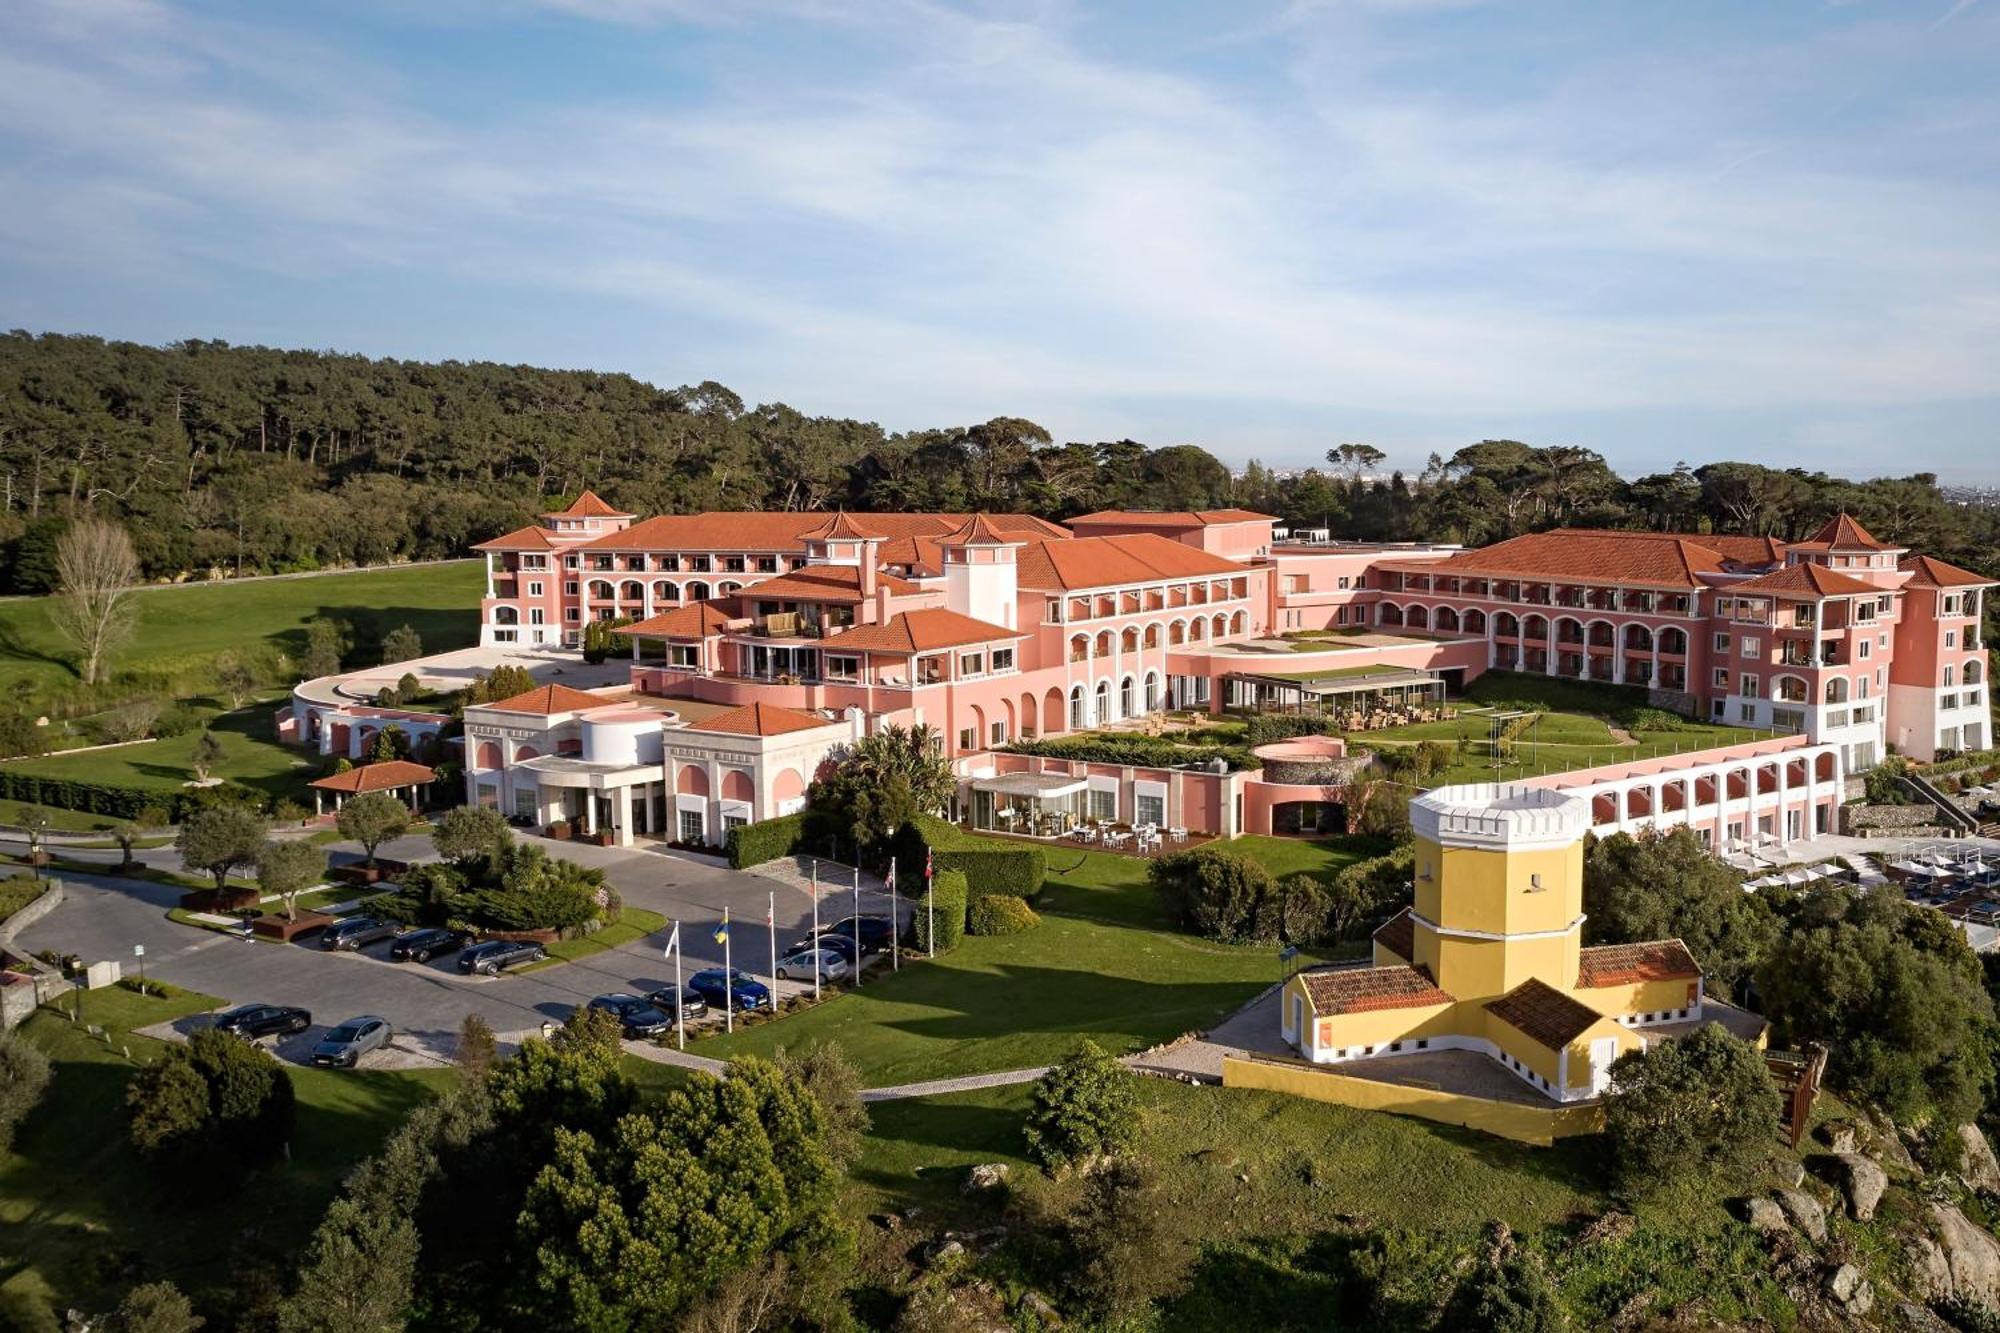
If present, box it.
[620,1037,1051,1101]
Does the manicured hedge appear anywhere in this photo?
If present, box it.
[910,868,968,954]
[1005,734,1260,772]
[726,812,806,869]
[894,814,1047,903]
[968,893,1039,936]
[0,770,265,822]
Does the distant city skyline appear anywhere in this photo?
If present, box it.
[4,1,1997,481]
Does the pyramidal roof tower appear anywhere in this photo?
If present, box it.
[940,513,1022,629]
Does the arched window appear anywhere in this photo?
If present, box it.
[1968,660,1985,686]
[1211,613,1227,639]
[1660,627,1687,655]
[1095,679,1111,723]
[620,580,644,601]
[1463,608,1486,634]
[1070,686,1085,731]
[1143,624,1160,649]
[1070,634,1090,664]
[476,741,502,769]
[653,580,679,602]
[1230,611,1247,636]
[686,581,711,601]
[1493,612,1517,638]
[1121,627,1138,653]
[1824,677,1849,704]
[1434,606,1459,632]
[1144,671,1159,711]
[1169,620,1186,645]
[494,606,519,625]
[588,580,615,600]
[1095,630,1113,658]
[1406,605,1429,629]
[1623,624,1652,652]
[1378,603,1405,627]
[1189,618,1205,640]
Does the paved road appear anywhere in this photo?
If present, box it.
[14,836,906,1067]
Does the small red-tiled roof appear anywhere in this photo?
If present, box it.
[578,511,1067,554]
[1729,562,1883,599]
[482,684,618,715]
[1299,964,1452,1016]
[615,602,735,638]
[829,607,1022,655]
[1016,532,1253,591]
[1900,554,1995,589]
[941,513,1022,546]
[542,489,633,519]
[739,564,921,603]
[685,701,831,737]
[801,509,873,541]
[1372,907,1415,962]
[1805,512,1892,552]
[473,524,560,553]
[1485,978,1609,1050]
[1576,939,1700,989]
[310,759,436,794]
[877,534,945,576]
[1069,508,1276,528]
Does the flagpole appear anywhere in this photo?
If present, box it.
[810,859,822,1000]
[925,847,934,956]
[767,888,778,1000]
[889,858,900,971]
[722,906,733,1034]
[852,863,861,987]
[669,920,684,1051]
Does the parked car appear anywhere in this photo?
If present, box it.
[458,939,547,975]
[212,1003,311,1040]
[814,915,896,956]
[388,926,474,963]
[790,932,859,968]
[320,916,397,951]
[686,966,771,1012]
[645,984,709,1021]
[585,993,673,1038]
[311,1015,393,1068]
[775,946,849,983]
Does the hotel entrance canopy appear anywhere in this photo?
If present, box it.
[970,772,1089,799]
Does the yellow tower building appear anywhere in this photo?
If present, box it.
[1278,784,1711,1104]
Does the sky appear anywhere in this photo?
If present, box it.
[4,0,1998,482]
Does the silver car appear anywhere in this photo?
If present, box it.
[310,1015,393,1068]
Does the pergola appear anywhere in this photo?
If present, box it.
[309,759,436,816]
[1223,668,1446,718]
[968,771,1089,837]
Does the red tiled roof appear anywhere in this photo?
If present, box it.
[1900,554,1995,589]
[1576,939,1700,989]
[482,684,618,715]
[1729,563,1883,599]
[801,509,873,541]
[828,607,1022,655]
[877,535,945,576]
[615,602,735,638]
[1485,978,1608,1049]
[1016,532,1252,591]
[473,524,560,553]
[1806,512,1891,552]
[311,759,436,794]
[686,701,831,737]
[1384,530,1744,588]
[1372,908,1415,962]
[576,511,1065,554]
[543,489,633,519]
[1299,964,1452,1016]
[941,513,1021,546]
[1069,508,1276,528]
[739,564,921,603]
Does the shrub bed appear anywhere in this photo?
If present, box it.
[909,869,968,954]
[968,893,1040,936]
[726,812,805,869]
[894,814,1047,903]
[1004,734,1260,772]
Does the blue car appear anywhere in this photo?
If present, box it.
[687,966,771,1012]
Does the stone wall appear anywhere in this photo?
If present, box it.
[1646,687,1700,719]
[1839,804,1954,839]
[0,879,64,949]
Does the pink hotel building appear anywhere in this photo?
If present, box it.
[432,493,1989,850]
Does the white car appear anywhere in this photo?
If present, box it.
[774,947,850,983]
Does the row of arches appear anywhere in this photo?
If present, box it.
[962,673,1169,746]
[470,740,809,810]
[1581,750,1841,826]
[1379,602,1693,656]
[583,579,742,605]
[1067,612,1249,662]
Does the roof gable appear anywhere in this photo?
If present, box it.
[1899,554,1994,589]
[1730,563,1882,599]
[1576,939,1700,988]
[1806,512,1892,551]
[1016,532,1252,591]
[543,489,633,519]
[483,684,617,715]
[686,701,830,737]
[828,607,1022,655]
[1485,978,1609,1049]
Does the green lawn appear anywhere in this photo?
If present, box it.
[3,701,322,806]
[0,986,449,1324]
[0,876,48,923]
[0,561,484,697]
[527,908,670,970]
[694,841,1368,1084]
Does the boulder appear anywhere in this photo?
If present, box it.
[1742,1196,1791,1236]
[1579,1211,1636,1247]
[1961,1123,2000,1194]
[1895,1301,1954,1333]
[1929,1202,2000,1311]
[1016,1290,1062,1327]
[963,1163,1011,1193]
[1820,1122,1857,1155]
[1828,1153,1888,1221]
[923,1238,968,1270]
[1902,1232,1952,1304]
[1822,1262,1873,1317]
[1774,1189,1827,1243]
[1778,1159,1806,1189]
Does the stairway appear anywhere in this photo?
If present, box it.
[1900,772,1978,836]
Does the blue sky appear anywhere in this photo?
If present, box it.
[5,0,1998,481]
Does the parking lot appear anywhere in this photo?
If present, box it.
[14,835,906,1070]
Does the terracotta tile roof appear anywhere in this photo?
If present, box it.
[1806,512,1892,551]
[1728,563,1883,599]
[616,602,735,638]
[543,489,633,519]
[941,513,1022,545]
[1900,554,1995,589]
[1372,908,1415,962]
[578,511,1065,554]
[482,684,619,715]
[1576,939,1700,989]
[1380,530,1736,587]
[311,759,436,793]
[827,608,1022,655]
[1485,978,1608,1050]
[1299,964,1452,1016]
[685,701,831,737]
[473,524,560,552]
[1016,532,1253,591]
[739,564,921,602]
[800,510,873,541]
[877,535,945,576]
[1069,508,1276,528]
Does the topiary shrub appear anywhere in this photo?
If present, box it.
[726,812,805,869]
[910,868,968,954]
[968,893,1040,936]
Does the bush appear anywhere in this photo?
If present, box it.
[1602,1024,1780,1191]
[0,1032,52,1153]
[1150,846,1277,943]
[727,812,805,869]
[910,869,968,954]
[1244,713,1333,747]
[893,815,1046,901]
[126,1029,295,1192]
[476,843,607,931]
[967,893,1039,936]
[1024,1040,1138,1170]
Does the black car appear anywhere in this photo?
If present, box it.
[791,931,859,967]
[320,916,397,951]
[645,984,709,1021]
[212,1003,311,1039]
[388,926,474,963]
[816,915,896,956]
[585,993,673,1038]
[457,939,546,975]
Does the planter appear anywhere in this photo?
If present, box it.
[251,911,335,942]
[180,887,261,913]
[546,821,573,841]
[583,830,615,847]
[330,865,386,886]
[479,927,560,945]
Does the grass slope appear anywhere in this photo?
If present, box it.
[4,702,322,805]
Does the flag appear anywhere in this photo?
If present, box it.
[712,908,729,946]
[664,922,680,959]
[925,847,934,883]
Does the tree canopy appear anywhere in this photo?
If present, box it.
[1583,828,1777,1001]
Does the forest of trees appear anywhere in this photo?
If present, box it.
[1,330,1994,595]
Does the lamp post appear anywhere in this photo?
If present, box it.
[133,944,145,993]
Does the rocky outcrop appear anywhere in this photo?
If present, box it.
[1961,1123,2000,1194]
[1823,1153,1887,1221]
[1774,1189,1827,1243]
[1819,1122,1857,1155]
[963,1163,1010,1194]
[1902,1232,1953,1304]
[1742,1197,1790,1236]
[1822,1263,1873,1318]
[1929,1202,2000,1311]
